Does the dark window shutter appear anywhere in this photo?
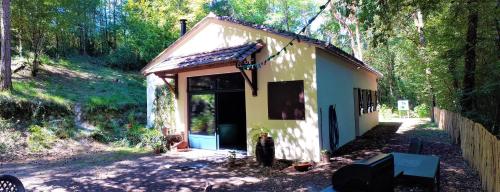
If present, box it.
[363,89,370,113]
[358,89,362,115]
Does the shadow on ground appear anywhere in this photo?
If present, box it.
[0,120,482,192]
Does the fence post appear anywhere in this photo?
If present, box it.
[438,108,499,192]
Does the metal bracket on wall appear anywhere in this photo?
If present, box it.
[157,73,179,99]
[238,53,258,96]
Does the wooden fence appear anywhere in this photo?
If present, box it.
[434,108,500,192]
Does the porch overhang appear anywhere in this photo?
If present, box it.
[147,42,264,99]
[146,42,264,76]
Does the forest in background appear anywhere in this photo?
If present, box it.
[0,0,498,135]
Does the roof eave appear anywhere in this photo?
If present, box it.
[317,46,383,78]
[141,15,217,75]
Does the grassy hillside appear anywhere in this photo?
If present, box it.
[2,55,145,109]
[0,56,158,161]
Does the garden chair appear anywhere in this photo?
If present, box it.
[0,175,25,192]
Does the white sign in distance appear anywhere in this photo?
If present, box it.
[398,100,409,111]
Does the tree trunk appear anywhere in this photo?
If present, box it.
[461,0,478,113]
[447,57,460,91]
[0,0,11,91]
[355,20,363,60]
[413,8,436,120]
[31,28,43,77]
[79,24,86,55]
[414,9,426,46]
[330,1,362,60]
[387,46,396,104]
[496,0,500,52]
[17,31,21,58]
[353,0,363,61]
[283,0,290,31]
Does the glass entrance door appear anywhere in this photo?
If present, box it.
[188,94,217,150]
[187,73,245,150]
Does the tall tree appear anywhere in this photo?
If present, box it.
[0,0,11,91]
[461,0,478,113]
[328,0,364,60]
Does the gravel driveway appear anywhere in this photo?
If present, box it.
[0,119,481,192]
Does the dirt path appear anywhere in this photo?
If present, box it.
[0,119,482,192]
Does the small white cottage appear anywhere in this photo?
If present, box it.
[141,14,381,161]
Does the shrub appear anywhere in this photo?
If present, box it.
[27,125,56,152]
[0,118,15,130]
[379,104,397,118]
[414,104,430,118]
[0,143,6,154]
[0,128,23,155]
[140,128,163,148]
[126,124,146,146]
[0,95,72,122]
[91,119,123,143]
[45,118,77,139]
[103,45,140,70]
[91,130,111,143]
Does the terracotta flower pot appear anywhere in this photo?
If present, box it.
[162,127,169,136]
[294,162,312,172]
[321,153,331,163]
[154,147,162,154]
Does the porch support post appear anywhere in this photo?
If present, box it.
[251,69,257,96]
[251,53,258,96]
[239,68,258,96]
[237,53,259,96]
[173,74,179,98]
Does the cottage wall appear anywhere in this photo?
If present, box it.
[147,18,321,161]
[315,48,379,150]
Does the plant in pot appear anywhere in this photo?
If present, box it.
[321,149,331,163]
[226,150,237,167]
[249,125,275,167]
[153,143,163,154]
[248,125,274,147]
[293,160,313,172]
[151,136,166,154]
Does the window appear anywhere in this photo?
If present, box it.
[357,89,378,115]
[268,80,305,120]
[188,73,244,92]
[188,76,216,91]
[217,73,244,90]
[189,94,216,135]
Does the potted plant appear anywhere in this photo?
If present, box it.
[321,150,331,163]
[227,151,237,167]
[153,143,163,154]
[249,125,274,147]
[293,161,313,172]
[151,136,166,154]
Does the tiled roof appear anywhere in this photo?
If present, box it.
[214,16,382,77]
[149,43,263,75]
[143,14,382,77]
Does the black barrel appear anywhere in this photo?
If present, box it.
[256,136,274,167]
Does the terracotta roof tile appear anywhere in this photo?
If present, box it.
[214,16,382,77]
[149,43,263,74]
